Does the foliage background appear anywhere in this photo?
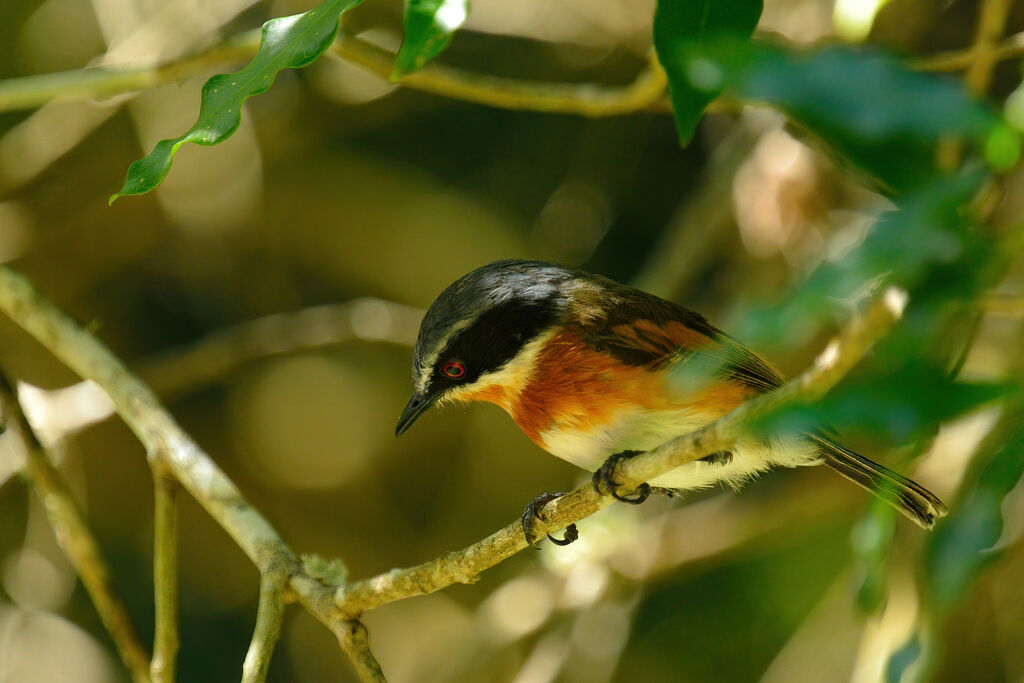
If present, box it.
[0,0,1023,681]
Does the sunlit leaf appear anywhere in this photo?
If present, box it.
[110,0,363,203]
[394,0,469,78]
[653,0,763,143]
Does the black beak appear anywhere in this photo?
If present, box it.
[395,391,437,437]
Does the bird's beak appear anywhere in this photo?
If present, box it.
[395,391,437,437]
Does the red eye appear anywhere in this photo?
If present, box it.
[442,361,466,379]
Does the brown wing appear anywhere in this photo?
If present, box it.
[573,287,784,395]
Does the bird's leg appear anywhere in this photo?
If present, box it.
[521,492,580,549]
[592,450,652,504]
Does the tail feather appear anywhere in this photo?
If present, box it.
[810,435,948,529]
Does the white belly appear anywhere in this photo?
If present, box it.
[539,407,819,492]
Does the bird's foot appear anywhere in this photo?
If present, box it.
[521,492,579,549]
[592,450,651,504]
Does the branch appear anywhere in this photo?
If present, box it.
[2,21,1020,117]
[0,266,383,679]
[963,0,1016,96]
[0,263,904,678]
[0,373,152,683]
[336,38,668,116]
[334,287,909,617]
[241,575,286,683]
[982,294,1024,315]
[136,298,423,401]
[337,620,386,683]
[10,298,422,447]
[0,29,667,117]
[915,30,1024,72]
[150,472,179,683]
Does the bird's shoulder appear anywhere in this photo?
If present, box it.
[566,281,785,393]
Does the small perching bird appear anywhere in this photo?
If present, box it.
[395,260,946,546]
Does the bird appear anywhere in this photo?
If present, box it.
[395,259,947,546]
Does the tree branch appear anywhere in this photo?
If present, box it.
[337,620,387,683]
[10,298,422,447]
[0,265,382,679]
[0,373,152,683]
[150,471,180,683]
[334,287,909,617]
[0,263,906,680]
[963,0,1016,96]
[915,30,1024,72]
[241,575,286,683]
[1,24,1021,117]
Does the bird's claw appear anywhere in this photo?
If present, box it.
[521,492,579,549]
[592,450,651,504]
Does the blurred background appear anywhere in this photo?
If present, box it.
[1,0,1023,681]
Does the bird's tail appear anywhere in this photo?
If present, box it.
[810,435,948,529]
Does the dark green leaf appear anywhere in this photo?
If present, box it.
[394,0,468,78]
[110,0,363,203]
[667,41,1017,190]
[653,0,763,143]
[755,364,1011,444]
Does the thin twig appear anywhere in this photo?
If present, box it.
[0,31,258,113]
[936,0,1015,169]
[981,294,1024,315]
[241,575,286,683]
[137,298,423,401]
[151,471,180,683]
[335,38,668,116]
[0,373,152,683]
[9,299,422,446]
[334,288,909,617]
[337,620,387,683]
[963,0,1016,96]
[915,30,1024,72]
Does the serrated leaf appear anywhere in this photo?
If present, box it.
[110,0,363,203]
[653,0,763,143]
[394,0,469,79]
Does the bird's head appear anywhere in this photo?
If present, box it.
[395,260,575,436]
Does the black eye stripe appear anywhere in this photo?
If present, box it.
[432,297,560,383]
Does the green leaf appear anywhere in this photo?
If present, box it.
[666,41,1016,191]
[110,0,363,203]
[738,172,986,347]
[653,0,763,143]
[394,0,469,79]
[755,365,1011,444]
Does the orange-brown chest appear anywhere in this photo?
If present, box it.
[504,332,749,445]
